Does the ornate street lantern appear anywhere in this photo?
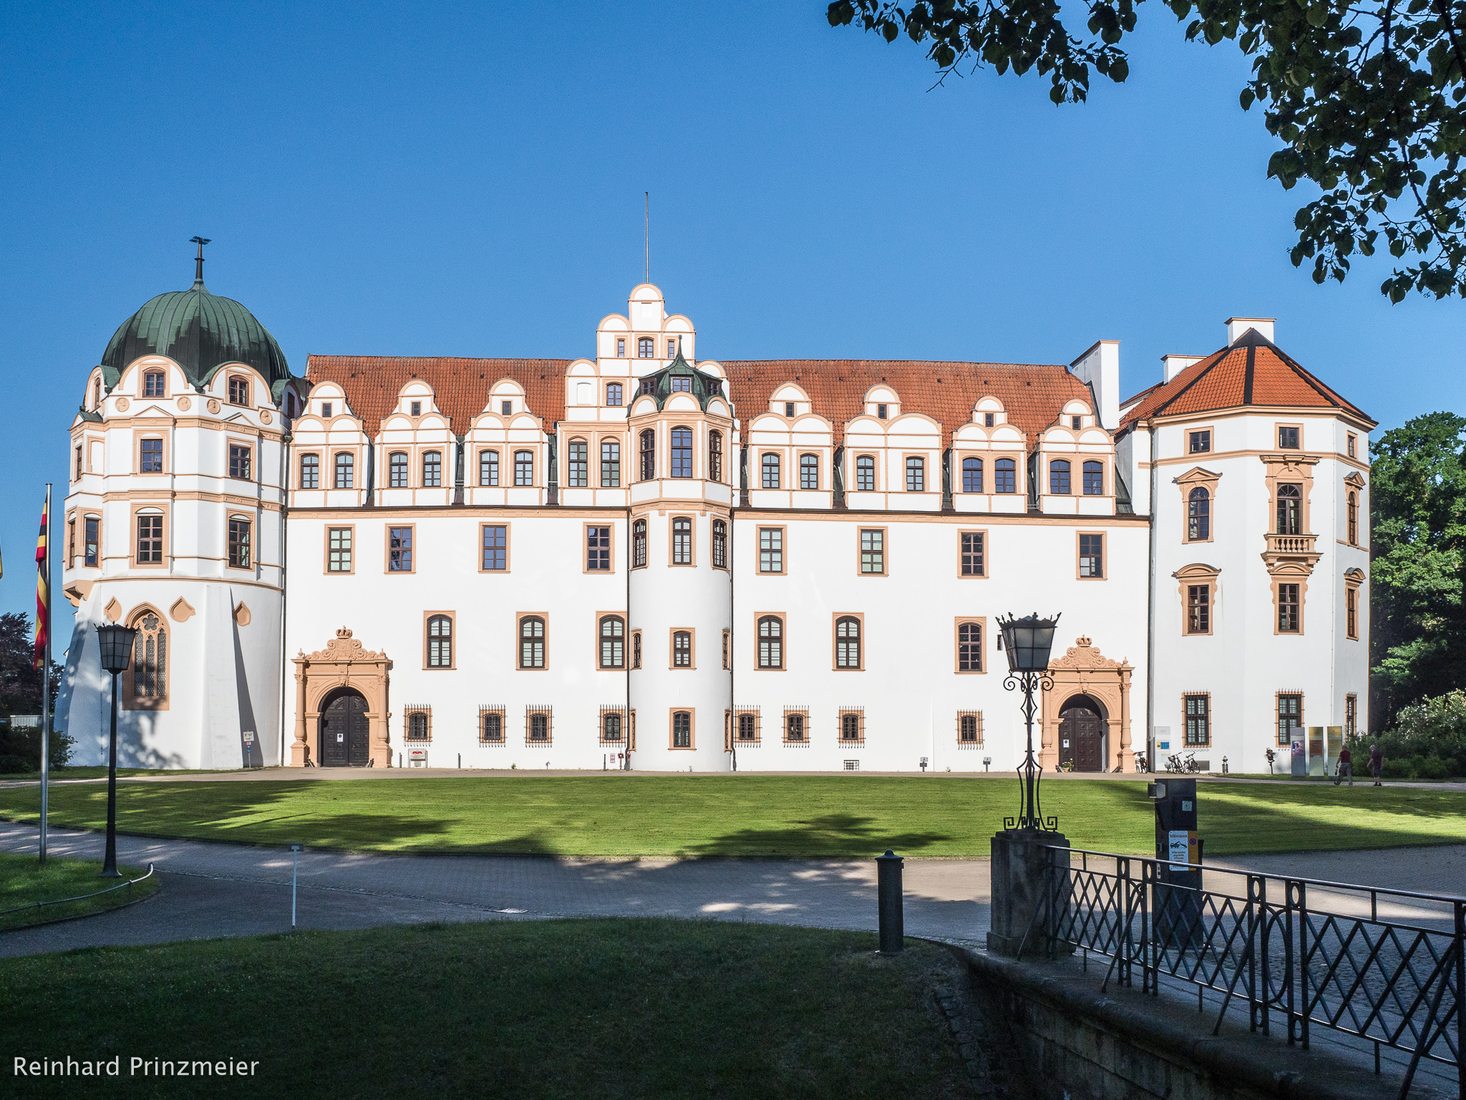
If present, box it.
[95,623,137,876]
[996,612,1062,832]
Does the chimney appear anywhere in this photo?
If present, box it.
[1226,316,1275,345]
[1069,339,1119,429]
[1161,354,1205,383]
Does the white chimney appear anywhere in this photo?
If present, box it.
[1161,354,1205,383]
[1226,316,1275,345]
[1069,339,1120,429]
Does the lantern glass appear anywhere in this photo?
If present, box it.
[96,623,137,675]
[997,613,1061,674]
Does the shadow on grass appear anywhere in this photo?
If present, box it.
[676,813,953,859]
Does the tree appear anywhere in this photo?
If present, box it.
[1368,411,1466,726]
[0,611,67,772]
[828,0,1466,301]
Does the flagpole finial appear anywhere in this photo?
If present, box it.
[189,236,211,287]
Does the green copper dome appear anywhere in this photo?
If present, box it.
[638,351,725,410]
[100,277,289,390]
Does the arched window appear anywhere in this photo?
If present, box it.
[671,426,694,478]
[757,615,783,669]
[1049,459,1071,495]
[637,337,655,358]
[835,615,862,670]
[599,615,625,669]
[1188,487,1211,541]
[299,453,320,489]
[479,449,499,486]
[712,518,728,568]
[388,452,409,488]
[957,621,983,672]
[995,458,1017,494]
[708,430,723,483]
[761,452,781,489]
[425,614,453,668]
[83,515,100,567]
[672,710,692,748]
[513,450,533,486]
[672,517,692,564]
[962,457,983,493]
[518,615,546,669]
[632,518,648,567]
[672,630,693,668]
[334,452,354,489]
[800,453,819,490]
[143,370,165,398]
[1082,460,1104,495]
[1347,490,1359,545]
[421,451,442,487]
[606,382,623,407]
[905,456,925,492]
[639,429,656,480]
[600,440,620,487]
[125,610,167,709]
[91,378,102,407]
[568,439,588,486]
[1276,484,1302,535]
[855,455,875,491]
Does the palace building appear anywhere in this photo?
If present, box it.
[54,259,1374,774]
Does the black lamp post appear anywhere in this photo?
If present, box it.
[997,612,1061,832]
[96,623,136,877]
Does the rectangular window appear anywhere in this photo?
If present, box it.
[1188,430,1211,454]
[1185,584,1210,635]
[712,519,727,569]
[1278,425,1301,450]
[526,707,553,745]
[1278,583,1301,633]
[514,451,533,486]
[299,453,320,489]
[1277,693,1303,745]
[959,531,985,577]
[957,711,983,746]
[1082,462,1104,495]
[905,456,925,492]
[481,525,508,571]
[422,451,442,487]
[479,707,506,744]
[736,710,760,745]
[227,517,251,568]
[1347,434,1357,458]
[600,441,620,487]
[1184,694,1210,746]
[838,708,865,745]
[135,513,164,564]
[568,440,588,487]
[585,525,612,572]
[326,527,353,573]
[859,528,885,575]
[672,517,692,565]
[139,438,164,473]
[783,708,807,745]
[479,449,499,486]
[404,706,431,742]
[143,371,165,397]
[799,455,819,490]
[855,456,875,491]
[1078,533,1105,579]
[722,629,731,671]
[388,526,413,572]
[388,453,409,488]
[83,516,100,567]
[1345,693,1358,737]
[1346,586,1359,639]
[761,453,780,489]
[672,630,693,668]
[227,376,249,406]
[600,708,625,745]
[334,452,354,489]
[75,443,83,479]
[758,527,784,574]
[994,459,1017,495]
[632,519,647,568]
[671,710,693,748]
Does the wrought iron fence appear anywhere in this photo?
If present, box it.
[1028,845,1463,1099]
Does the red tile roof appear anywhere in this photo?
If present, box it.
[306,354,1093,445]
[1118,331,1373,430]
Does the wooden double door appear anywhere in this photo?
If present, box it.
[1059,698,1105,773]
[319,689,370,767]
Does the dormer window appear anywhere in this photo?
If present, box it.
[876,403,888,420]
[321,402,333,418]
[410,400,422,417]
[638,337,654,358]
[670,376,692,393]
[501,400,513,415]
[1071,415,1082,430]
[227,376,249,406]
[984,412,995,428]
[606,383,623,407]
[616,338,626,357]
[784,402,795,417]
[143,371,165,397]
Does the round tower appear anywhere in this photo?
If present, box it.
[626,353,735,771]
[56,241,303,769]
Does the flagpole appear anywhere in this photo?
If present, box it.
[39,482,51,865]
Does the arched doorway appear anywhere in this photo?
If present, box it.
[319,688,370,767]
[1059,695,1106,773]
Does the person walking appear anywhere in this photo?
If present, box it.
[1334,745,1353,787]
[1368,743,1384,787]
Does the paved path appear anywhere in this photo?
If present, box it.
[0,824,991,958]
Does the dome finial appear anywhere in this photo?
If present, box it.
[189,235,211,287]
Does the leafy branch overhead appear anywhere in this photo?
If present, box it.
[828,0,1466,301]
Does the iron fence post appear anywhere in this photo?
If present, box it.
[1141,857,1156,995]
[1455,900,1465,1099]
[1285,879,1309,1048]
[1249,873,1267,1036]
[1117,856,1132,988]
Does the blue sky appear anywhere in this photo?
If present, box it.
[2,2,1461,632]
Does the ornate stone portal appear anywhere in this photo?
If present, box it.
[1041,637,1134,772]
[291,628,392,767]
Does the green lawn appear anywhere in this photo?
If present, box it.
[1,775,1462,857]
[0,852,157,931]
[0,920,968,1099]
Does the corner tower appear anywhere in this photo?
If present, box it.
[55,242,303,768]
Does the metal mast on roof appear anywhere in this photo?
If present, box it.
[190,235,211,286]
[644,192,650,284]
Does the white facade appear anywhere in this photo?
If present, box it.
[57,280,1374,776]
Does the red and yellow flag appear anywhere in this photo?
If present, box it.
[34,495,49,670]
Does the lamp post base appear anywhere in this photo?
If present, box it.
[986,827,1072,958]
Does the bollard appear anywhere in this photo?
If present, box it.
[877,849,904,955]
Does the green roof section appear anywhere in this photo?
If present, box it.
[100,276,291,390]
[638,351,725,410]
